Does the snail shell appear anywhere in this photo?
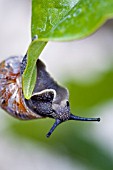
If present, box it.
[0,56,42,120]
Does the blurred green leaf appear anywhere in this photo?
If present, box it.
[22,40,47,99]
[7,68,113,170]
[32,0,113,41]
[67,70,113,112]
[7,119,113,170]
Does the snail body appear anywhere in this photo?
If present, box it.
[0,56,100,137]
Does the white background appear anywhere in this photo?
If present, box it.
[0,0,113,170]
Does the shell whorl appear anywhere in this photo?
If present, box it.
[0,57,42,120]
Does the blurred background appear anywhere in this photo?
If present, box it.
[0,0,113,170]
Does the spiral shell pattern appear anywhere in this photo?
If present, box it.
[0,57,42,120]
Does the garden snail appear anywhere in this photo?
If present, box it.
[0,55,100,137]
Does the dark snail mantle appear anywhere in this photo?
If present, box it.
[0,56,100,137]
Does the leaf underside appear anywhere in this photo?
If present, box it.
[22,41,47,99]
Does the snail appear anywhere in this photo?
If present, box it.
[0,55,100,137]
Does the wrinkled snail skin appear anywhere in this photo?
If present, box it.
[0,56,100,137]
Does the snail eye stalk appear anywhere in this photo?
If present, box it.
[46,114,100,138]
[46,119,61,138]
[69,113,100,122]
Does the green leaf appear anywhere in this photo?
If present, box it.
[23,0,113,99]
[22,40,47,99]
[32,0,113,41]
[67,70,113,111]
